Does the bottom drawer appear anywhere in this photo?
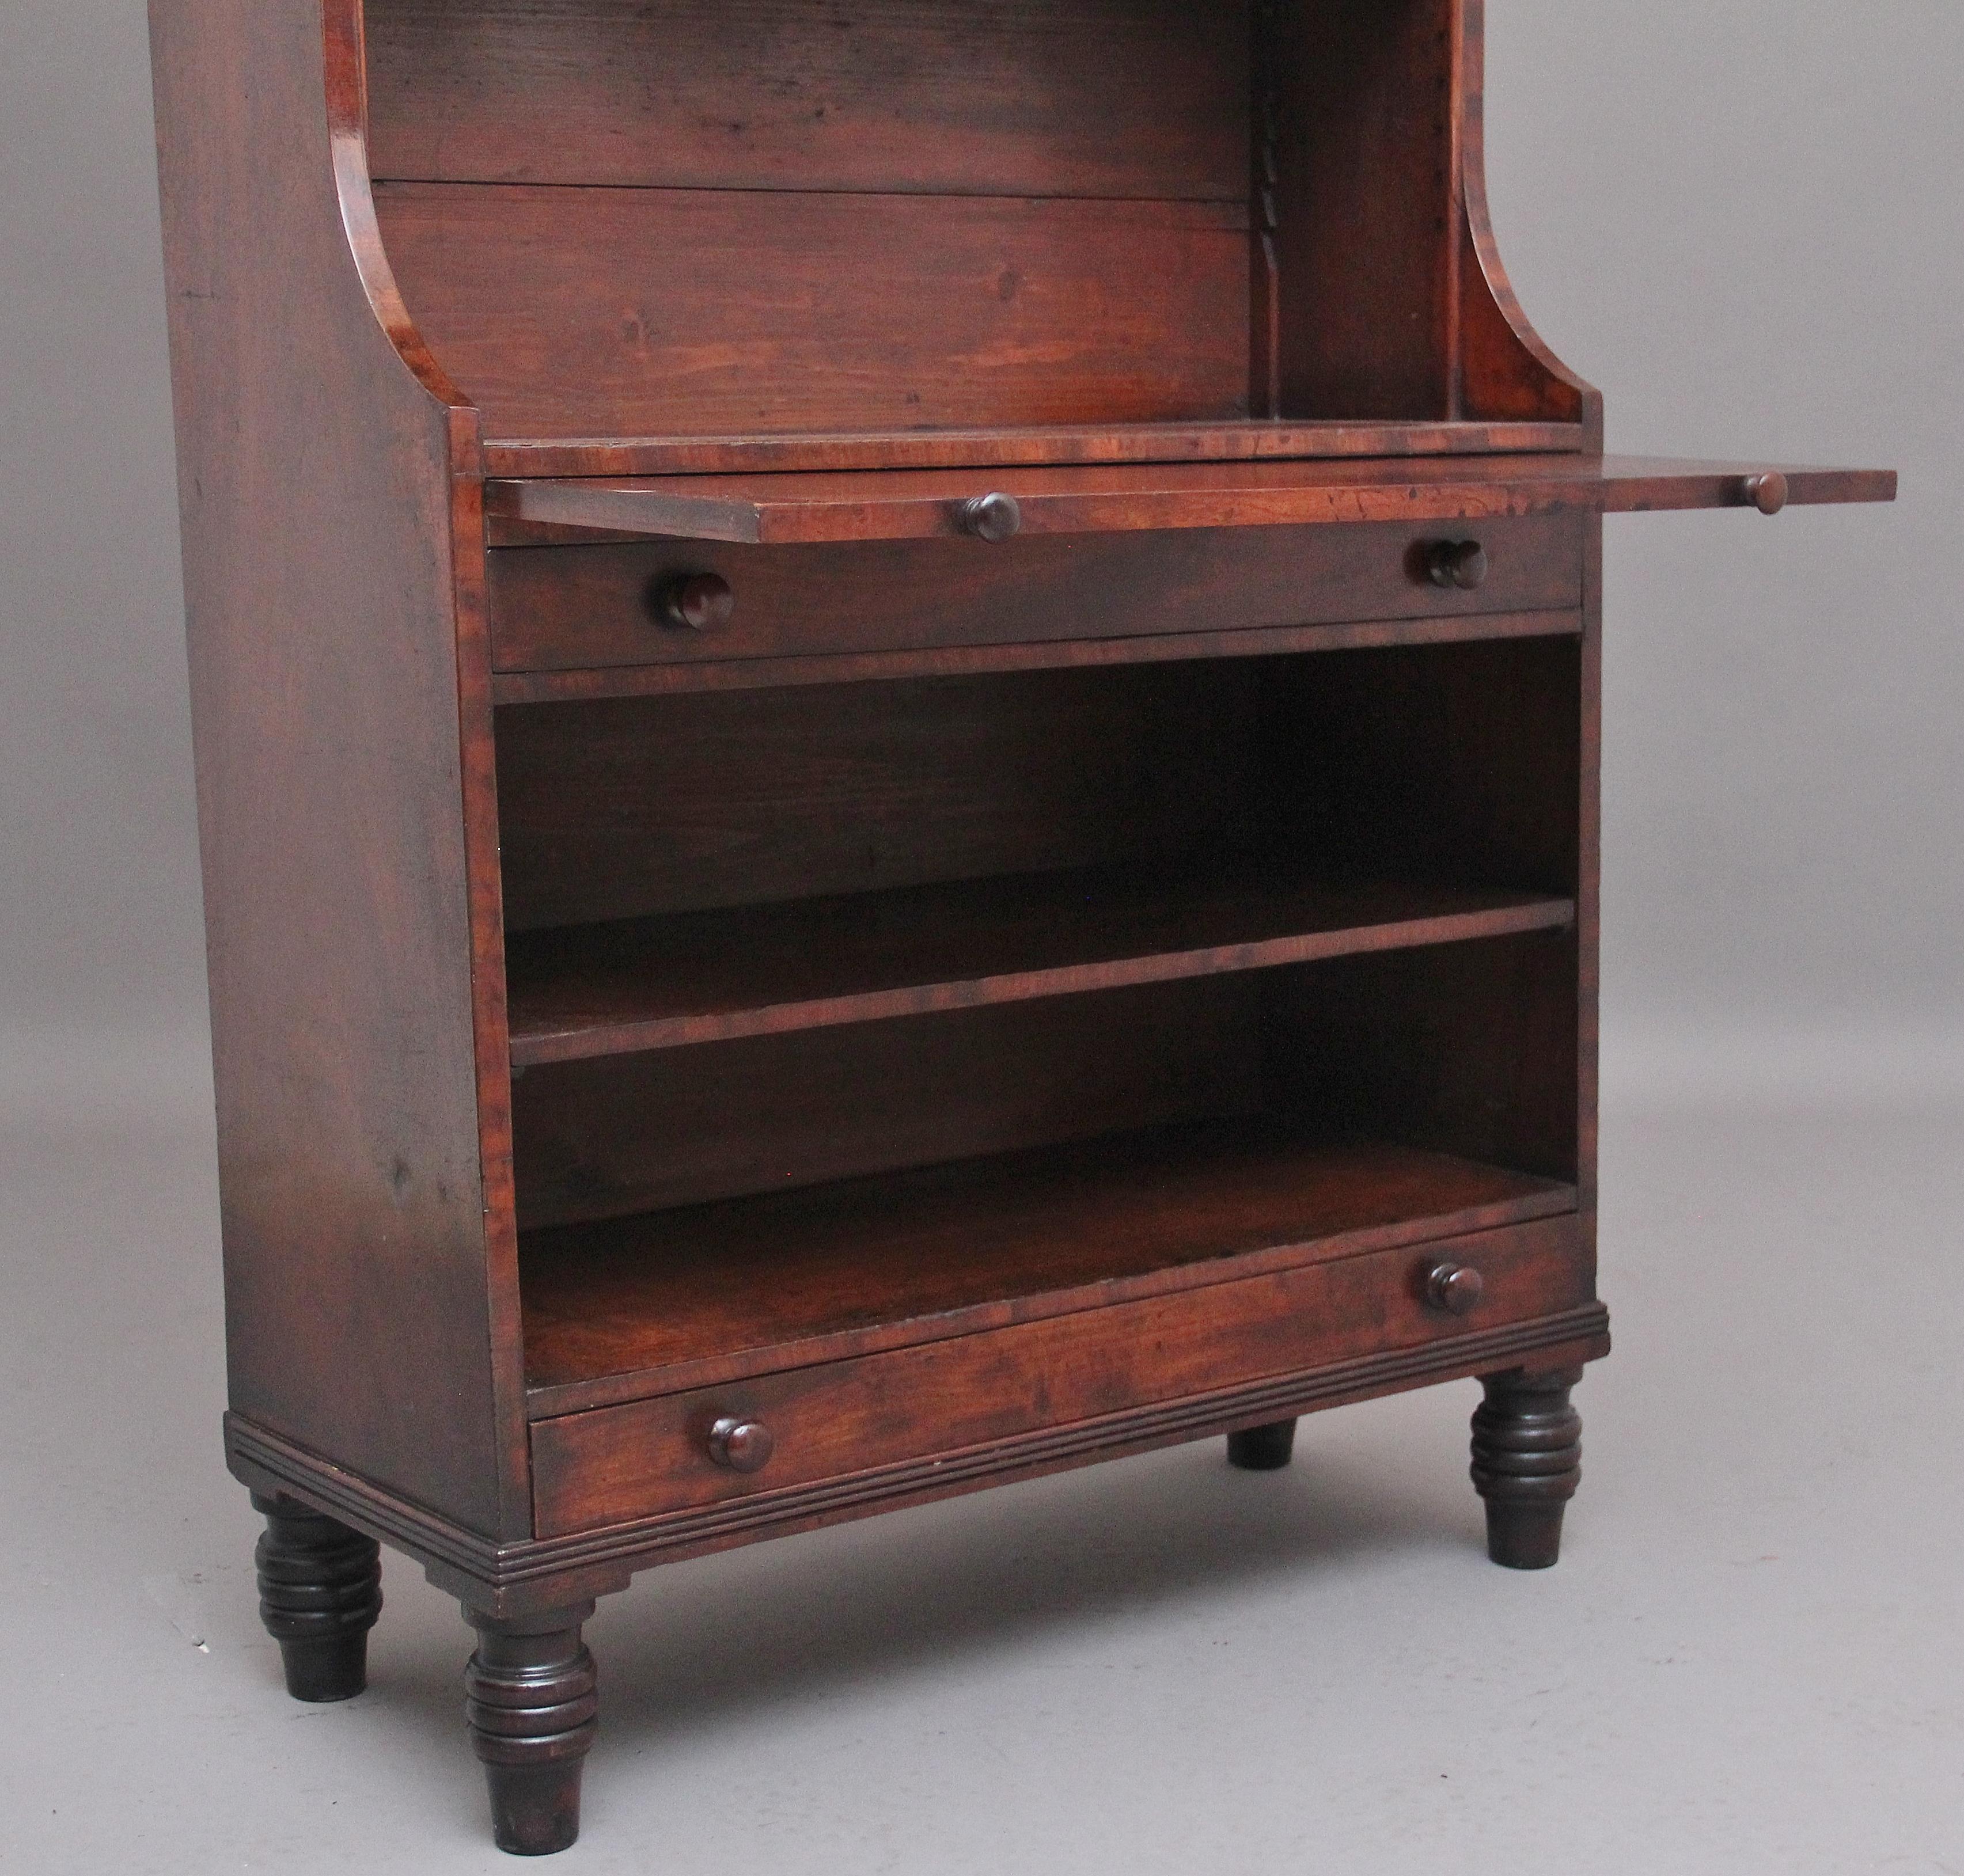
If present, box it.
[530,1213,1592,1537]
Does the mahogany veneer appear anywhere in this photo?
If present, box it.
[519,1125,1580,1410]
[149,0,1893,1853]
[504,873,1577,1062]
[485,454,1890,545]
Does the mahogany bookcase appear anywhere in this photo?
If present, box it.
[149,0,1893,1854]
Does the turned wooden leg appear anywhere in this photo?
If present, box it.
[1469,1366,1584,1570]
[1227,1417,1298,1471]
[465,1603,599,1857]
[251,1491,382,1702]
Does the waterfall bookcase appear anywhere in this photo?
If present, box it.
[150,0,1893,1853]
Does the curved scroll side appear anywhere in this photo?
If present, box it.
[1456,0,1603,450]
[322,0,483,468]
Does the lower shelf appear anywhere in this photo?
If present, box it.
[519,1121,1578,1415]
[526,1207,1598,1538]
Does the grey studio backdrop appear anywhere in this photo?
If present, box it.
[2,5,1958,1874]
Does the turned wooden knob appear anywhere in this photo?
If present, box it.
[1425,540,1489,590]
[954,492,1022,542]
[1742,471,1789,516]
[657,571,735,631]
[1425,1262,1485,1316]
[707,1417,774,1473]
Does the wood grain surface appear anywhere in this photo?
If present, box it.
[151,0,526,1536]
[367,0,1251,202]
[486,454,1897,545]
[529,1209,1591,1531]
[486,514,1586,672]
[511,977,1267,1231]
[377,183,1252,442]
[520,1125,1578,1408]
[505,871,1576,1062]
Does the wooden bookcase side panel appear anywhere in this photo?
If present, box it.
[1575,517,1605,1221]
[150,0,529,1536]
[1458,0,1603,439]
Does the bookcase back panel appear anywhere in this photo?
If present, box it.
[495,639,1577,932]
[1262,636,1583,895]
[1271,0,1456,420]
[355,0,1569,453]
[513,977,1264,1228]
[495,663,1273,931]
[373,183,1251,441]
[1265,929,1582,1184]
[364,0,1252,202]
[508,929,1577,1232]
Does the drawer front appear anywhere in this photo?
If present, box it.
[530,1213,1591,1536]
[489,514,1586,674]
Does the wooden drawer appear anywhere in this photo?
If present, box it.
[530,1212,1591,1536]
[488,514,1586,674]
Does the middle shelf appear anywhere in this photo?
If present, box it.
[505,866,1576,1066]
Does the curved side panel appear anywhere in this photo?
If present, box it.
[149,0,524,1535]
[1455,0,1603,447]
[321,0,478,443]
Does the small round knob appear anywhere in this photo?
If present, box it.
[1425,1262,1485,1316]
[954,492,1022,542]
[657,571,735,631]
[1742,471,1789,517]
[1425,540,1489,590]
[706,1416,774,1474]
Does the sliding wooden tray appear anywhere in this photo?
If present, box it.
[487,454,1895,546]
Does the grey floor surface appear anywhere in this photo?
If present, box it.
[4,1043,1959,1874]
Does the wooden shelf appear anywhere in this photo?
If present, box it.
[505,871,1576,1067]
[518,1122,1579,1414]
[481,420,1586,481]
[485,454,1897,547]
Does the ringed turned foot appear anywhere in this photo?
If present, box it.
[1469,1366,1584,1569]
[1227,1417,1298,1471]
[251,1491,383,1702]
[464,1603,600,1856]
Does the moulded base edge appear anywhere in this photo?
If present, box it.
[225,1303,1609,1618]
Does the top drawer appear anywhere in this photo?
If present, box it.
[487,514,1586,674]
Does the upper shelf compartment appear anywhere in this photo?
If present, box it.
[357,0,1597,475]
[484,455,1896,547]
